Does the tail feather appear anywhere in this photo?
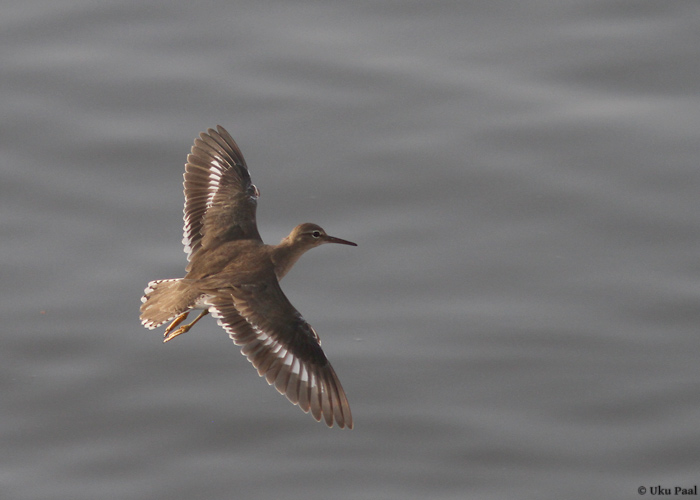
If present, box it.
[140,279,196,329]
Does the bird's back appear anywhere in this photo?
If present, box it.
[185,238,274,282]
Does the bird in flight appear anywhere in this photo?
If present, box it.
[140,126,355,429]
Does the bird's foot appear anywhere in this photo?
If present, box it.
[163,323,192,343]
[163,309,209,343]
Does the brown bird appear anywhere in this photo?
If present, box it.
[140,126,355,429]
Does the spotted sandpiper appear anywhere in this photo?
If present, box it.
[140,126,355,429]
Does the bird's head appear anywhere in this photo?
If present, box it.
[287,223,357,250]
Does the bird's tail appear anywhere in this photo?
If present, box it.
[139,279,196,329]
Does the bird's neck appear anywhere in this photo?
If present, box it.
[270,238,309,280]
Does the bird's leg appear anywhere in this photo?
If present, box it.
[163,309,209,343]
[163,311,190,337]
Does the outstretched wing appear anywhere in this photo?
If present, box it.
[183,126,261,271]
[207,280,353,429]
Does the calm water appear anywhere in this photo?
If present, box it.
[3,1,700,499]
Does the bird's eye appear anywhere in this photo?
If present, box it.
[311,230,322,238]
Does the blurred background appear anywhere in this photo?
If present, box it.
[2,1,700,499]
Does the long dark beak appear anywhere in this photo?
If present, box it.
[325,235,357,246]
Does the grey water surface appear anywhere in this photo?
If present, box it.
[2,1,700,499]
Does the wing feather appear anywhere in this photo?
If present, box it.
[182,126,261,270]
[207,281,352,429]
